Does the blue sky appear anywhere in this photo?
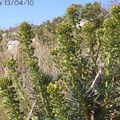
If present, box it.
[0,0,111,29]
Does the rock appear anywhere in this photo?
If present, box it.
[7,40,19,58]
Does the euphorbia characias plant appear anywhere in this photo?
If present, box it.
[0,58,24,120]
[19,22,54,119]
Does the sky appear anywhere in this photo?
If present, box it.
[0,0,111,29]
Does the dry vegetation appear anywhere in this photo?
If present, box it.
[0,2,120,120]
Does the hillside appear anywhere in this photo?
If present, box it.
[0,2,120,120]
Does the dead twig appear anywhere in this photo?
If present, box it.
[26,100,37,120]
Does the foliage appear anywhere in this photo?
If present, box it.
[0,59,24,120]
[35,17,63,46]
[19,22,54,119]
[101,5,120,119]
[51,2,120,120]
[0,2,120,120]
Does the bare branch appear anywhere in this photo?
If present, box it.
[27,100,37,120]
